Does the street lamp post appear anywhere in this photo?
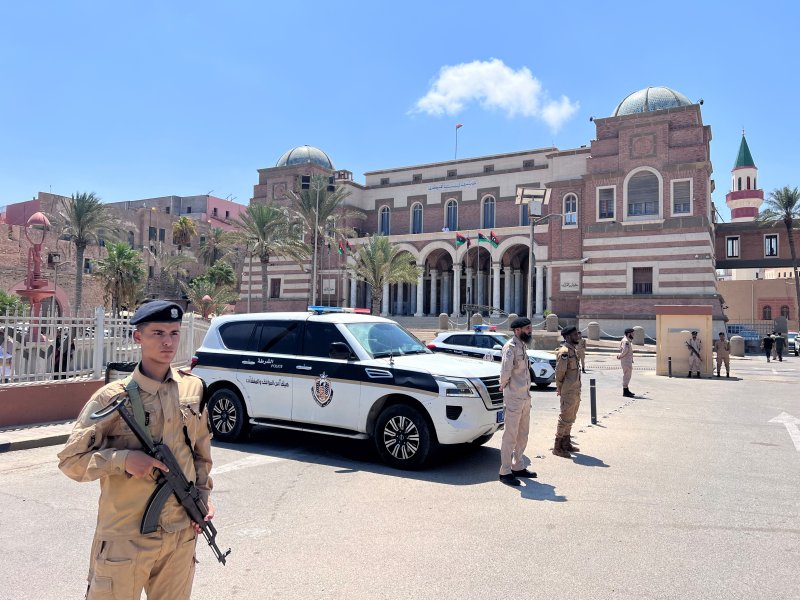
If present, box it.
[311,182,321,307]
[516,186,557,320]
[50,252,62,317]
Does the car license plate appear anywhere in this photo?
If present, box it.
[496,409,505,423]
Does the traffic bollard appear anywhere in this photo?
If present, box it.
[590,378,597,425]
[668,356,672,378]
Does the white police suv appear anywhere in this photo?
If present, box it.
[191,308,505,469]
[426,326,556,388]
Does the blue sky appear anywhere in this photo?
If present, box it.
[1,1,797,221]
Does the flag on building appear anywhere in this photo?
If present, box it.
[455,233,468,246]
[489,231,500,248]
[338,240,346,255]
[456,123,463,129]
[477,232,490,245]
[345,239,352,251]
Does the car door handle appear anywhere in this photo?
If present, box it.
[296,365,312,371]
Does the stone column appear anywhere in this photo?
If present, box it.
[504,267,513,314]
[429,269,438,315]
[395,283,404,315]
[442,272,451,315]
[452,264,462,317]
[535,265,544,316]
[465,266,473,306]
[492,263,501,311]
[415,272,424,317]
[381,282,389,316]
[513,271,523,315]
[350,276,358,308]
[410,283,417,315]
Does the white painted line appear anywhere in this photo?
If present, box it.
[213,454,286,475]
[769,412,800,451]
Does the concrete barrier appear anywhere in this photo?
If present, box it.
[438,313,449,330]
[470,314,483,327]
[730,335,745,357]
[633,326,645,346]
[546,313,559,332]
[588,322,600,340]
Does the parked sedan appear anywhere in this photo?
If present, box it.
[788,331,799,356]
[427,328,556,388]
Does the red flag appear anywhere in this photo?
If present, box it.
[456,123,463,129]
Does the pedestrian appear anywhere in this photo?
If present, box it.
[0,331,13,383]
[761,333,774,363]
[553,326,582,458]
[770,332,778,360]
[497,316,537,486]
[576,334,587,373]
[687,331,702,377]
[57,301,215,599]
[774,332,785,362]
[714,332,731,377]
[617,327,635,397]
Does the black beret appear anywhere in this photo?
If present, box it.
[624,328,635,334]
[130,301,183,325]
[691,330,698,334]
[561,326,577,337]
[510,317,532,329]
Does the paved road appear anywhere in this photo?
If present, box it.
[1,355,798,600]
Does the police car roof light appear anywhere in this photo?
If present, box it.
[473,324,489,332]
[307,306,371,315]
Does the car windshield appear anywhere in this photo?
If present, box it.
[491,334,510,345]
[346,322,430,358]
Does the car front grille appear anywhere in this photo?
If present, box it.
[549,359,557,368]
[477,376,503,407]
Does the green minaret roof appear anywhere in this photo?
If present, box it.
[734,134,756,168]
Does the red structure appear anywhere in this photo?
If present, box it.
[17,212,55,337]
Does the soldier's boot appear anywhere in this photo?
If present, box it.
[716,369,720,377]
[687,372,692,378]
[563,435,580,453]
[623,387,635,398]
[552,436,570,457]
[696,371,701,378]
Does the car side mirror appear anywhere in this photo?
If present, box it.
[329,342,354,360]
[492,344,502,350]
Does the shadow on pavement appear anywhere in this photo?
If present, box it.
[518,480,567,502]
[571,453,609,468]
[213,426,503,486]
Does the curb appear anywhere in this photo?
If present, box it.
[0,433,70,453]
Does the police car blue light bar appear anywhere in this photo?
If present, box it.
[473,324,489,332]
[307,306,372,315]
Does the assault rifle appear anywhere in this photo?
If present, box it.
[686,341,701,359]
[91,395,231,565]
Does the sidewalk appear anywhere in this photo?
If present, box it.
[0,420,74,453]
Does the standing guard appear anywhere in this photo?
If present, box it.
[714,332,731,378]
[553,326,582,458]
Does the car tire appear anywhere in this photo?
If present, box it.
[470,433,495,447]
[208,387,249,442]
[374,404,436,469]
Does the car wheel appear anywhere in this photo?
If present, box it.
[470,433,495,446]
[374,404,436,469]
[535,382,551,389]
[208,388,249,442]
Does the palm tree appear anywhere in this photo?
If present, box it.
[198,227,232,266]
[756,186,800,330]
[233,203,308,312]
[57,192,118,314]
[172,216,198,253]
[286,174,365,303]
[181,277,238,319]
[95,242,146,315]
[205,261,236,289]
[348,235,421,314]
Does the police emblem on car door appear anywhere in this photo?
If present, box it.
[312,372,334,407]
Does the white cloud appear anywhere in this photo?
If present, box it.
[413,59,579,132]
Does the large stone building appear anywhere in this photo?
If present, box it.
[243,86,724,335]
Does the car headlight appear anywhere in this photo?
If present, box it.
[435,376,479,397]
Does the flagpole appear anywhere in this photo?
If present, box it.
[454,123,462,161]
[477,232,481,311]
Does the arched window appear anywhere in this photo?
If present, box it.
[482,196,496,228]
[781,305,790,319]
[754,177,757,189]
[379,206,391,235]
[747,176,751,190]
[563,193,578,225]
[445,199,458,230]
[627,170,660,217]
[521,204,530,226]
[737,177,742,191]
[763,305,772,320]
[410,203,423,234]
[128,231,135,246]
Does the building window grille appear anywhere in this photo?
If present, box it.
[627,171,659,216]
[598,187,615,220]
[380,178,390,185]
[563,194,578,225]
[632,267,653,295]
[445,200,458,230]
[726,237,740,259]
[781,305,790,319]
[149,227,157,241]
[672,180,691,214]
[447,169,457,178]
[270,279,281,299]
[523,159,535,169]
[159,228,165,242]
[412,174,422,183]
[379,206,391,235]
[763,305,772,320]
[482,196,496,228]
[411,203,423,234]
[765,234,778,257]
[483,165,494,173]
[521,204,530,226]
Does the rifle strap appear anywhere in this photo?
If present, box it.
[123,376,154,447]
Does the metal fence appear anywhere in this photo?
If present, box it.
[0,308,209,385]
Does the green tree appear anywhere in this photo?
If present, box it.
[57,192,118,314]
[198,227,233,266]
[348,235,421,315]
[286,174,364,303]
[756,185,800,330]
[233,203,308,312]
[181,277,238,319]
[0,290,26,315]
[95,242,146,315]
[172,216,198,252]
[205,261,236,289]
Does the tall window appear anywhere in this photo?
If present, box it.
[269,279,281,299]
[482,196,496,228]
[764,234,778,257]
[781,305,790,319]
[763,305,772,320]
[737,177,742,191]
[445,199,458,230]
[411,203,423,234]
[672,180,691,214]
[726,236,740,258]
[563,194,578,225]
[379,206,391,235]
[598,187,615,220]
[627,170,660,217]
[747,176,751,190]
[521,204,530,226]
[632,267,653,295]
[148,226,156,241]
